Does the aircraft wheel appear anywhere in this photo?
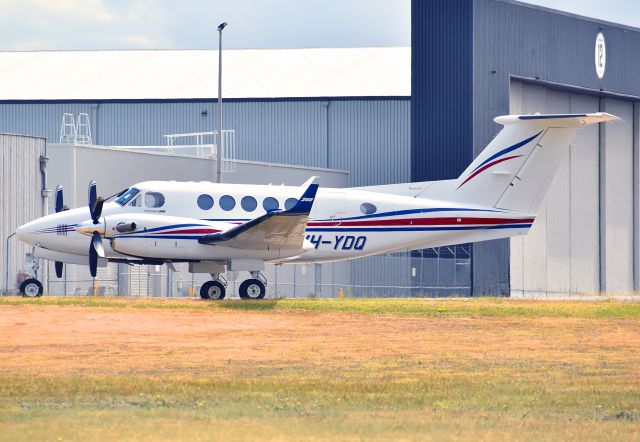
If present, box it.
[239,279,266,300]
[20,278,43,298]
[200,280,226,300]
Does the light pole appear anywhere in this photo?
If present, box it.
[216,21,228,184]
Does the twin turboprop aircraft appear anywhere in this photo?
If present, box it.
[16,113,617,299]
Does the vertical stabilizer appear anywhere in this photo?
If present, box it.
[450,113,617,213]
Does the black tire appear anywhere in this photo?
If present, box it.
[19,278,43,298]
[200,280,226,300]
[239,279,266,300]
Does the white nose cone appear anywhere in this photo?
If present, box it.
[16,219,39,246]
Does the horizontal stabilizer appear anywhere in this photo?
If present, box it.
[494,112,618,127]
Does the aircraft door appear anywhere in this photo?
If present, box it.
[313,191,347,222]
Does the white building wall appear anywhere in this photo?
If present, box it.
[44,144,350,298]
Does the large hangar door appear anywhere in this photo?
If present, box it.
[509,81,602,296]
[601,99,635,292]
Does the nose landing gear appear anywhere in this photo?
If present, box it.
[19,278,43,297]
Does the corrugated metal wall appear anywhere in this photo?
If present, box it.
[0,98,411,296]
[0,134,44,292]
[412,0,640,295]
[0,99,410,187]
[411,0,473,182]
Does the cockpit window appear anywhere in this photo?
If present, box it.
[145,192,165,208]
[130,194,142,207]
[115,188,139,206]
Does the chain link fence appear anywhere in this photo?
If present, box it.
[4,246,473,298]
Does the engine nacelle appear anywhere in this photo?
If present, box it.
[115,222,137,233]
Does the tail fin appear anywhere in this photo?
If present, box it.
[451,113,617,213]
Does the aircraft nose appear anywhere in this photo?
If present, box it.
[16,220,39,245]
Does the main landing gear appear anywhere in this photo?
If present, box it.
[200,274,227,300]
[239,272,267,300]
[199,272,267,300]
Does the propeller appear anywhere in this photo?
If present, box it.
[88,181,105,225]
[53,185,67,279]
[89,231,105,278]
[86,181,107,278]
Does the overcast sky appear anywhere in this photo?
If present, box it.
[0,0,637,51]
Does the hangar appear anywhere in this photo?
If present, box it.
[2,0,640,297]
[413,0,640,296]
[0,47,421,297]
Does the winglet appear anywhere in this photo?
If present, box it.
[287,181,319,215]
[301,176,318,188]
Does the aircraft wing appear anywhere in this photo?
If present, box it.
[198,181,319,250]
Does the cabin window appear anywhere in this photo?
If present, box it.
[241,196,257,212]
[197,194,214,210]
[115,188,139,206]
[145,192,165,208]
[220,195,236,211]
[284,198,298,210]
[263,197,279,212]
[360,202,377,215]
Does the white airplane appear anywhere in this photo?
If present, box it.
[16,113,617,299]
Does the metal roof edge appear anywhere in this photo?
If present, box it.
[0,132,47,141]
[504,0,640,33]
[47,143,350,174]
[0,46,410,55]
[0,96,411,104]
[511,75,640,102]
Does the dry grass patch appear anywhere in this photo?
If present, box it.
[0,298,638,440]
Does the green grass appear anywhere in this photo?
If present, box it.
[2,371,638,441]
[1,297,639,440]
[2,295,640,318]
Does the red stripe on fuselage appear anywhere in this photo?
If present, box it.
[306,217,534,227]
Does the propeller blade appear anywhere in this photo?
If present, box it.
[92,197,105,224]
[88,181,104,224]
[89,231,105,278]
[88,180,97,209]
[55,261,63,278]
[55,185,64,213]
[89,243,97,278]
[92,231,105,258]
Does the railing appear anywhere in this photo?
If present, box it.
[163,130,236,172]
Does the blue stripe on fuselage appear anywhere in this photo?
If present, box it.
[314,207,504,222]
[117,224,532,239]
